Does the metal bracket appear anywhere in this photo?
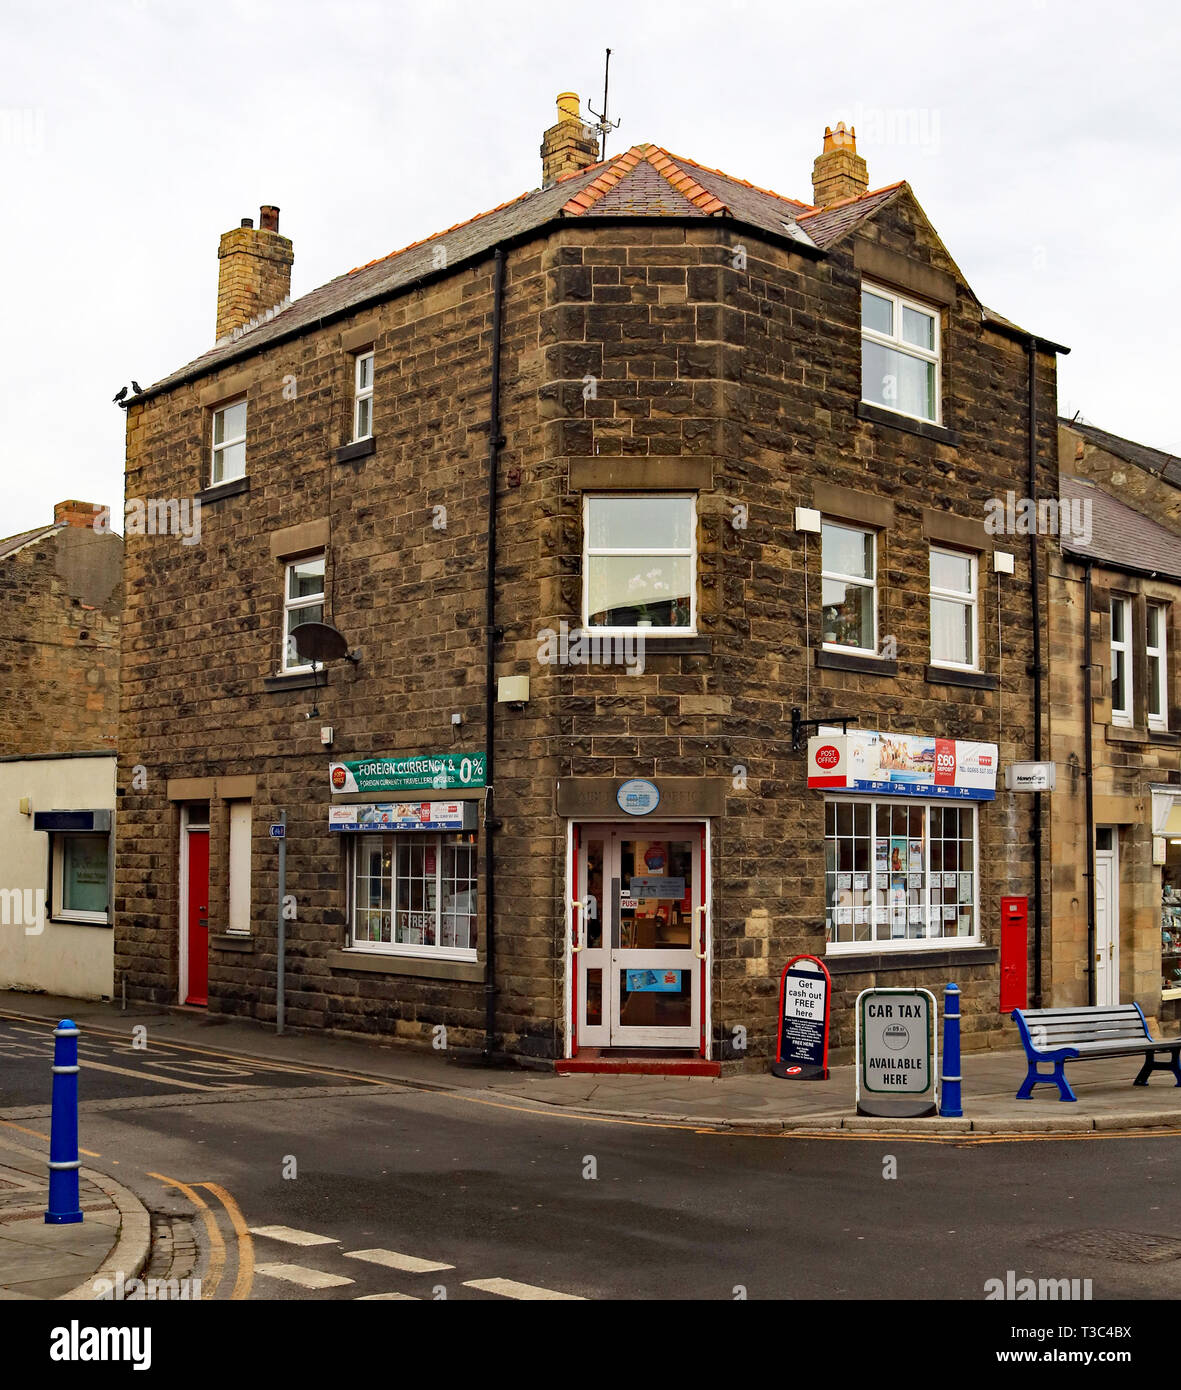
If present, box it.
[790,707,859,753]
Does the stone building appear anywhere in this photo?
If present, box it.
[1049,424,1181,1027]
[115,99,1067,1069]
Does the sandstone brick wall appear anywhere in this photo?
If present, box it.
[117,194,1059,1066]
[0,528,121,756]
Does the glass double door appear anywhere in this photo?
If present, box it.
[574,824,704,1048]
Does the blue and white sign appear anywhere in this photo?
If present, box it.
[269,824,286,839]
[617,779,660,816]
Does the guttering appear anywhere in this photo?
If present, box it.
[482,246,506,1062]
[1083,561,1097,1006]
[1027,336,1045,1007]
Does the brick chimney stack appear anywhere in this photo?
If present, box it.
[811,122,869,207]
[540,92,600,186]
[54,500,104,529]
[216,205,293,340]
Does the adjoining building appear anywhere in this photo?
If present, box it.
[1049,422,1181,1027]
[115,100,1068,1069]
[0,502,121,1000]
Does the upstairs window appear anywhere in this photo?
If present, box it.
[930,548,978,669]
[583,495,695,633]
[283,554,325,673]
[211,399,247,484]
[861,283,940,424]
[1110,597,1132,726]
[1148,602,1169,732]
[821,521,876,654]
[353,351,374,442]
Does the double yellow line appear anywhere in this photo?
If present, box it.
[147,1173,254,1300]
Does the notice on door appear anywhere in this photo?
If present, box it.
[771,956,831,1080]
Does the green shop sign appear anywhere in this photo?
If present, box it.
[330,752,487,795]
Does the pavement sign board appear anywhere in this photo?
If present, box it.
[771,955,831,1080]
[856,987,938,1117]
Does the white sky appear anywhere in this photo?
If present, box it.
[2,0,1179,534]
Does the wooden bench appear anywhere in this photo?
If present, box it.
[1011,1004,1181,1102]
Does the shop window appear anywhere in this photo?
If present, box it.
[211,399,247,484]
[1110,597,1132,726]
[51,833,111,925]
[350,832,477,960]
[822,521,877,654]
[583,495,695,633]
[282,554,326,672]
[929,547,978,669]
[1162,845,1181,999]
[227,801,252,935]
[1148,603,1168,732]
[861,282,940,424]
[353,351,374,442]
[824,797,977,951]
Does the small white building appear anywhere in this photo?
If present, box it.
[0,753,116,1000]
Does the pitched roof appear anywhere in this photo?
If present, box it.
[1060,417,1181,488]
[0,523,58,563]
[1059,474,1181,581]
[139,141,1054,399]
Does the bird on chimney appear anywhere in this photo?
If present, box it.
[131,380,142,394]
[112,386,128,405]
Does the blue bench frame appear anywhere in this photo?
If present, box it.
[1012,1003,1181,1103]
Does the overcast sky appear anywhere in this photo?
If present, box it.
[2,0,1178,534]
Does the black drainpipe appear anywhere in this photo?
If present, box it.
[1083,561,1097,1004]
[1027,337,1045,1007]
[483,247,506,1061]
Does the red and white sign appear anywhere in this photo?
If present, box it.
[807,732,998,801]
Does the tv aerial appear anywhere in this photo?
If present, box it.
[587,48,621,161]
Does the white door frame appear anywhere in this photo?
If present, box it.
[566,820,711,1055]
[1094,826,1120,1006]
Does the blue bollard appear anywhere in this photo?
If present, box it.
[45,1018,83,1224]
[940,983,963,1118]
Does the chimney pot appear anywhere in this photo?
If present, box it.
[216,208,294,340]
[540,90,599,186]
[260,205,280,233]
[811,121,869,208]
[240,217,254,228]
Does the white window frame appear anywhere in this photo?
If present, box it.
[582,494,697,636]
[823,796,980,955]
[1148,602,1168,732]
[51,832,111,926]
[346,833,478,962]
[211,398,247,485]
[929,547,978,671]
[282,553,326,674]
[860,281,942,425]
[821,521,877,655]
[353,351,374,442]
[1110,596,1133,727]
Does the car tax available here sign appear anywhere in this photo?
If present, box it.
[856,987,938,1118]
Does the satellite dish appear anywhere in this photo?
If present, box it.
[289,622,351,664]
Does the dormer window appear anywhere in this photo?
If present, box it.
[861,283,940,424]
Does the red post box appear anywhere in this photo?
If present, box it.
[1000,896,1028,1013]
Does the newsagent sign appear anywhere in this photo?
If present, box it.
[856,987,938,1118]
[330,753,486,795]
[808,732,997,800]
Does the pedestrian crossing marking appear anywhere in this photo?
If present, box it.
[249,1225,339,1246]
[464,1277,584,1300]
[343,1248,453,1273]
[255,1262,354,1289]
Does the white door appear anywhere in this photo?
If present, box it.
[1094,827,1120,1006]
[573,824,705,1048]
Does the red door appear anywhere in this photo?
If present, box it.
[186,830,210,1006]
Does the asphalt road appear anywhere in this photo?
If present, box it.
[3,1012,1179,1304]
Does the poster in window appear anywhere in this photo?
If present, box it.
[854,907,868,925]
[836,872,852,890]
[958,910,973,936]
[908,905,923,923]
[891,908,906,938]
[942,905,956,922]
[836,907,852,925]
[875,840,889,873]
[958,873,973,900]
[943,872,957,889]
[908,839,923,871]
[890,838,907,873]
[907,872,922,889]
[853,872,868,891]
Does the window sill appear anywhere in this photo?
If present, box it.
[1103,724,1181,748]
[197,476,250,505]
[925,665,999,691]
[211,933,254,952]
[48,916,111,930]
[816,648,898,677]
[857,401,958,446]
[263,670,328,693]
[824,944,997,973]
[326,949,485,983]
[335,436,377,465]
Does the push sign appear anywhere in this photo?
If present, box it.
[770,955,831,1080]
[855,987,938,1118]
